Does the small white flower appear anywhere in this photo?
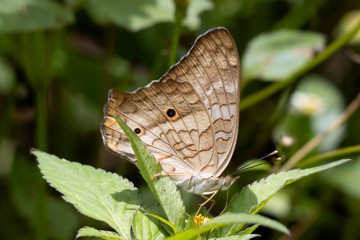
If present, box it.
[279,135,295,147]
[290,92,326,116]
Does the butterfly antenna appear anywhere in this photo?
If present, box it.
[232,150,281,176]
[261,150,279,160]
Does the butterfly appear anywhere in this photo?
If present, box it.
[101,27,240,195]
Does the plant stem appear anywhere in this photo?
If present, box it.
[240,20,360,111]
[279,92,360,171]
[36,87,47,150]
[20,32,51,239]
[298,145,360,167]
[168,0,188,67]
[20,32,49,150]
[169,20,182,67]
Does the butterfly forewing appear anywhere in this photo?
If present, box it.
[162,28,240,176]
[101,27,240,194]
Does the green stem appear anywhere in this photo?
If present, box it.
[298,145,360,167]
[19,30,62,239]
[22,33,48,239]
[20,30,61,151]
[168,0,188,67]
[35,87,47,150]
[240,20,360,111]
[169,20,182,67]
[102,24,116,95]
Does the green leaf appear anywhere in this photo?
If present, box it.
[228,159,350,214]
[76,226,122,240]
[325,156,360,199]
[86,0,174,32]
[48,197,79,240]
[209,235,260,240]
[85,0,212,32]
[0,139,15,176]
[239,224,260,236]
[33,150,140,239]
[273,0,325,29]
[0,57,15,94]
[243,30,325,81]
[274,75,345,153]
[225,159,350,234]
[145,213,178,233]
[114,117,186,230]
[0,0,74,33]
[10,154,48,239]
[133,210,167,240]
[183,0,213,30]
[335,10,360,45]
[294,76,345,148]
[167,213,289,240]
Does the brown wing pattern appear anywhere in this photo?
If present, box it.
[101,27,239,180]
[161,28,240,177]
[102,79,215,176]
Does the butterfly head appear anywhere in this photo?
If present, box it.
[220,175,240,191]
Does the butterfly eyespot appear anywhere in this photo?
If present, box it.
[134,128,142,134]
[165,108,179,121]
[166,108,176,117]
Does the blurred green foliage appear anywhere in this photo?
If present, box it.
[0,0,360,239]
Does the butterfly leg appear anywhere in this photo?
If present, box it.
[219,189,230,215]
[151,171,185,181]
[151,172,166,180]
[195,190,219,216]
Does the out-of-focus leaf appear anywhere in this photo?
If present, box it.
[10,154,48,238]
[62,48,103,102]
[0,57,15,94]
[63,0,84,10]
[274,75,345,154]
[260,190,291,218]
[61,90,101,133]
[9,165,77,240]
[325,156,360,199]
[105,56,131,79]
[335,10,360,45]
[273,0,325,29]
[0,139,15,176]
[86,0,174,32]
[48,197,79,240]
[243,30,325,81]
[86,0,212,31]
[274,113,313,158]
[0,0,74,33]
[183,0,213,30]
